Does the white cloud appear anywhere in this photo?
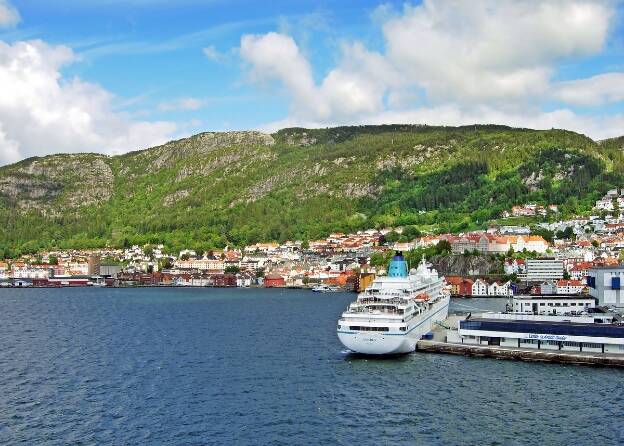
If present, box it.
[202,44,227,62]
[0,0,20,29]
[240,33,395,121]
[0,39,176,165]
[158,97,205,112]
[240,0,622,139]
[382,0,613,104]
[554,72,624,106]
[260,104,624,142]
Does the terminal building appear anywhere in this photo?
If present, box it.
[588,266,624,308]
[452,295,624,354]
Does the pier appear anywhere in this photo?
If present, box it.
[418,315,624,367]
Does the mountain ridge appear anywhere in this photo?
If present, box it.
[0,124,623,257]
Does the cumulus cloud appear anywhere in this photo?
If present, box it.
[240,33,395,121]
[0,40,176,165]
[158,97,205,112]
[240,0,622,139]
[0,0,20,29]
[554,73,624,106]
[382,0,612,104]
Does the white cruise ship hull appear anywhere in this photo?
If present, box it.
[338,296,450,355]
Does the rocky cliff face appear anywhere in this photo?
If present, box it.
[0,154,113,211]
[430,255,503,276]
[130,131,275,171]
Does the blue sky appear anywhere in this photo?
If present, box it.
[0,0,623,164]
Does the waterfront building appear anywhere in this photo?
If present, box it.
[471,278,488,296]
[488,280,513,296]
[556,279,585,295]
[535,280,557,295]
[524,259,564,282]
[511,295,594,315]
[264,274,286,287]
[588,266,624,308]
[100,264,122,277]
[175,257,225,272]
[455,295,624,354]
[446,277,473,297]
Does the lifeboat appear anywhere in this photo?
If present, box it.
[415,292,430,301]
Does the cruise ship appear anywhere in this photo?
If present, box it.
[337,252,450,355]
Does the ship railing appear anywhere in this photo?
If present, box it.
[344,307,403,315]
[357,298,405,305]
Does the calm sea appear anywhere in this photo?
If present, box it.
[0,288,622,445]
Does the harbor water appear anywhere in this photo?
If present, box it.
[1,288,622,445]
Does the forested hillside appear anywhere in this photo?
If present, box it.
[0,124,622,257]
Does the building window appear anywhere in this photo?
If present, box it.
[612,277,621,290]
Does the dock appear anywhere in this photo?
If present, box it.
[417,315,624,368]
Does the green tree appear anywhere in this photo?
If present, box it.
[401,225,421,240]
[435,240,452,255]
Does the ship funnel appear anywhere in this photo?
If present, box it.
[387,251,408,278]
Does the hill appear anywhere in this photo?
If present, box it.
[0,124,623,257]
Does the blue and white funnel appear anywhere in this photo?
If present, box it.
[387,252,408,278]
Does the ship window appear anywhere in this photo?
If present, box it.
[349,326,389,332]
[400,327,407,331]
[540,303,545,306]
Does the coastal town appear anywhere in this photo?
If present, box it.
[3,194,624,295]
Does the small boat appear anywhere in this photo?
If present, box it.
[312,284,340,293]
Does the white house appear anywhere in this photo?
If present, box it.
[539,280,557,295]
[595,199,614,211]
[12,267,51,279]
[556,279,585,295]
[488,280,513,296]
[472,279,489,296]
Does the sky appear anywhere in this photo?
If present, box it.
[0,0,623,165]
